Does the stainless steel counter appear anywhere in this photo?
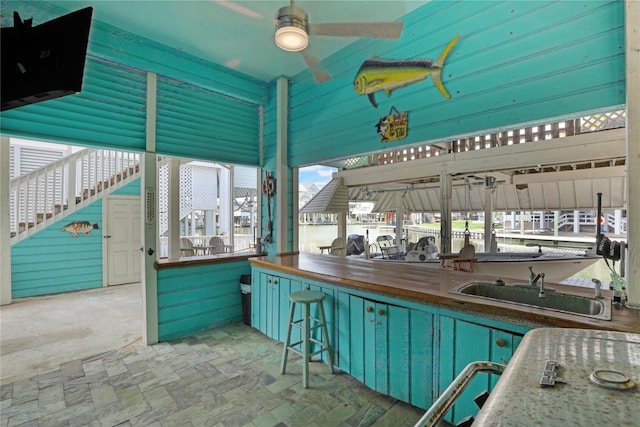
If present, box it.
[473,328,640,426]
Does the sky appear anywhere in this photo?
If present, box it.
[299,165,337,188]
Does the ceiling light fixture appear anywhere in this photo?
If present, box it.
[274,5,309,52]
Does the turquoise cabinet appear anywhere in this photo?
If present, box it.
[251,272,301,342]
[439,316,524,425]
[250,264,529,416]
[337,292,435,409]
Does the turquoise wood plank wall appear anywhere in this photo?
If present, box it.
[156,78,261,166]
[0,1,268,165]
[156,261,251,341]
[11,202,103,298]
[0,58,148,151]
[10,179,141,298]
[112,178,141,196]
[287,0,625,166]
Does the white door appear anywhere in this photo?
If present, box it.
[106,196,141,286]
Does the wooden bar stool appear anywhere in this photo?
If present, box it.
[281,290,334,388]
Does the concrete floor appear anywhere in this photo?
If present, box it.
[0,285,430,426]
[0,283,143,383]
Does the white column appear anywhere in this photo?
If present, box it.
[553,211,559,236]
[292,167,299,253]
[218,166,232,238]
[168,158,180,260]
[614,209,623,235]
[228,166,235,250]
[395,192,404,250]
[539,211,544,230]
[484,186,493,252]
[142,72,159,344]
[338,211,347,255]
[573,210,580,233]
[440,168,452,254]
[625,0,640,309]
[0,136,11,306]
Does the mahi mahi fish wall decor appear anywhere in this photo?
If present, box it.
[353,35,461,108]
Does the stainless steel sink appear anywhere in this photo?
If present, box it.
[449,281,611,320]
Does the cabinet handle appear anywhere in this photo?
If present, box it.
[377,309,385,316]
[495,338,507,347]
[366,306,373,312]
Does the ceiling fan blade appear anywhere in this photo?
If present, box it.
[301,52,332,83]
[309,22,403,39]
[213,0,263,19]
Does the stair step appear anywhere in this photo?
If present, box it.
[36,212,54,223]
[18,221,35,232]
[54,204,68,214]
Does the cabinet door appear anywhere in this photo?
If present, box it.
[364,301,386,394]
[439,317,523,425]
[252,272,269,335]
[277,277,302,344]
[306,282,335,365]
[264,274,281,340]
[253,273,298,342]
[342,294,434,408]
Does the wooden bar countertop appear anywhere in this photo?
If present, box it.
[250,253,640,334]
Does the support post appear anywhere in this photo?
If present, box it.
[276,77,289,255]
[484,186,493,252]
[0,136,11,306]
[142,72,159,344]
[625,0,639,309]
[168,158,180,260]
[396,192,405,251]
[440,169,452,254]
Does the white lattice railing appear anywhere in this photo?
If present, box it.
[345,109,627,169]
[10,148,141,243]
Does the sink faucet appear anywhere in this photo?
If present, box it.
[529,266,541,286]
[528,266,546,297]
[592,279,602,298]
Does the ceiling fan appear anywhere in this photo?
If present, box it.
[273,0,404,82]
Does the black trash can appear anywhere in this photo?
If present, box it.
[240,274,251,326]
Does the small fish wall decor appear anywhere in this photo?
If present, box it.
[354,35,461,108]
[61,221,99,238]
[375,106,408,142]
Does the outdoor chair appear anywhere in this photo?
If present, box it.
[329,237,346,256]
[451,231,477,272]
[180,237,194,257]
[376,235,402,259]
[209,236,225,254]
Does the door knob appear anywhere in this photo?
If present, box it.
[366,306,373,312]
[377,309,385,316]
[495,338,506,347]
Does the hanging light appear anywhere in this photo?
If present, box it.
[274,5,309,52]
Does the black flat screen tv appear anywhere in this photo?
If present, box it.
[1,7,93,112]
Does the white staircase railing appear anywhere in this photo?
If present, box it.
[10,148,141,244]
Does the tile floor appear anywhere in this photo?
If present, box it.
[1,286,429,427]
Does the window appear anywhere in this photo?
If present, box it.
[158,157,259,258]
